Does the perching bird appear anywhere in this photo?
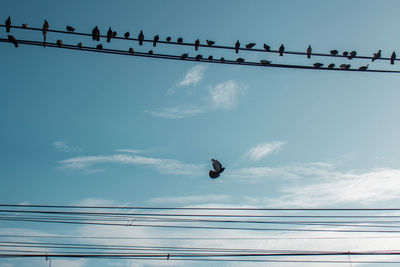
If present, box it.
[148,50,153,55]
[372,50,381,62]
[166,36,171,42]
[206,40,215,46]
[92,26,100,41]
[359,64,369,71]
[42,19,49,47]
[208,55,213,60]
[5,16,11,32]
[236,57,244,63]
[348,51,357,59]
[220,57,225,62]
[77,42,82,48]
[112,31,117,38]
[328,63,335,69]
[180,53,188,59]
[342,51,348,57]
[138,30,144,45]
[8,35,18,48]
[330,50,338,55]
[279,44,285,56]
[107,27,112,42]
[235,40,240,53]
[313,63,323,68]
[96,44,103,50]
[177,37,183,43]
[263,44,270,51]
[195,39,200,51]
[260,60,271,65]
[391,52,396,64]
[56,39,63,47]
[245,42,256,49]
[22,24,28,28]
[195,54,203,60]
[66,26,75,32]
[307,45,312,58]
[209,159,225,179]
[340,64,350,70]
[129,47,134,54]
[153,35,159,47]
[124,32,130,38]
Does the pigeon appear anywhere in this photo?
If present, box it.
[208,55,213,60]
[5,16,11,32]
[138,30,144,45]
[330,50,338,55]
[77,42,82,48]
[177,37,183,43]
[8,35,18,48]
[180,53,188,59]
[22,24,28,28]
[107,27,112,42]
[96,44,103,50]
[328,63,335,69]
[263,44,270,51]
[209,159,225,179]
[112,31,117,38]
[236,57,245,63]
[307,45,312,58]
[235,40,240,53]
[260,60,271,65]
[340,64,350,70]
[358,64,369,71]
[220,57,225,62]
[92,26,100,41]
[166,36,171,42]
[347,51,357,60]
[148,50,153,55]
[206,40,215,46]
[56,39,63,47]
[66,26,75,32]
[245,42,256,49]
[342,51,349,57]
[313,63,323,68]
[42,19,49,47]
[194,39,200,51]
[279,44,285,56]
[129,47,134,54]
[391,52,396,64]
[153,35,159,47]
[372,50,381,62]
[195,54,203,60]
[122,32,129,39]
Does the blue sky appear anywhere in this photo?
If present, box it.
[2,0,400,266]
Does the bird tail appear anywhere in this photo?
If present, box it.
[43,36,46,47]
[153,41,156,47]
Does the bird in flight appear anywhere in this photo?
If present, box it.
[209,159,225,179]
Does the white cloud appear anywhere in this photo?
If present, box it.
[209,80,246,109]
[148,194,232,204]
[178,65,206,87]
[244,141,285,161]
[53,140,82,152]
[146,106,206,119]
[115,149,144,154]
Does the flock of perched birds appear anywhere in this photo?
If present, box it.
[3,16,398,71]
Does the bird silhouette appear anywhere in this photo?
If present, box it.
[307,45,312,58]
[180,53,188,59]
[148,50,153,55]
[330,50,338,55]
[166,36,171,42]
[42,19,49,47]
[342,51,349,57]
[129,47,134,54]
[66,26,75,32]
[279,44,285,56]
[7,35,18,48]
[177,37,183,43]
[260,60,271,65]
[124,32,130,38]
[107,27,112,42]
[358,64,369,71]
[195,54,203,60]
[391,52,396,64]
[220,57,225,62]
[92,26,100,41]
[112,31,117,38]
[138,30,144,45]
[347,51,357,60]
[208,55,213,60]
[236,57,245,63]
[56,39,63,47]
[22,24,28,28]
[195,39,200,51]
[77,42,82,48]
[313,63,323,68]
[245,42,256,49]
[96,44,103,50]
[5,16,11,32]
[328,63,335,69]
[263,44,270,51]
[372,50,381,62]
[153,35,159,47]
[209,159,225,179]
[235,40,240,53]
[206,40,215,46]
[340,64,350,70]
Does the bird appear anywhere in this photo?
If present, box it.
[138,30,144,45]
[153,35,159,47]
[330,50,338,55]
[220,57,225,62]
[112,31,117,38]
[347,51,357,60]
[263,44,270,51]
[195,39,200,51]
[206,40,215,46]
[236,57,245,63]
[209,159,225,179]
[340,64,350,70]
[22,24,28,28]
[124,32,130,38]
[245,42,256,49]
[195,54,203,60]
[208,55,213,60]
[7,35,18,48]
[372,50,381,62]
[107,27,112,42]
[96,44,103,49]
[42,19,49,47]
[279,44,285,56]
[92,26,100,41]
[77,42,82,48]
[177,37,183,43]
[167,254,170,260]
[129,47,134,54]
[180,53,188,59]
[358,64,369,71]
[260,60,271,65]
[391,52,396,64]
[328,63,335,69]
[66,26,75,32]
[342,51,349,57]
[56,39,63,47]
[148,50,153,55]
[307,45,312,58]
[235,40,240,53]
[166,36,171,42]
[5,16,11,32]
[313,63,323,68]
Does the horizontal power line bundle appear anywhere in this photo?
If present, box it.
[1,16,399,73]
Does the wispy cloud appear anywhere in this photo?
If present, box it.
[209,80,246,109]
[115,149,144,154]
[148,194,232,204]
[53,140,82,152]
[178,65,206,87]
[146,106,206,119]
[244,141,285,161]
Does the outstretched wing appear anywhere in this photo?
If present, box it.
[211,159,222,173]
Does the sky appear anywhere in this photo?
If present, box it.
[2,0,400,266]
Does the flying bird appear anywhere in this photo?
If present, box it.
[177,37,183,43]
[166,36,171,42]
[307,45,312,58]
[235,40,240,53]
[180,53,188,59]
[313,63,323,68]
[206,40,215,46]
[372,50,381,62]
[5,16,11,32]
[8,35,18,48]
[66,26,75,32]
[209,159,225,179]
[358,64,369,71]
[56,39,63,47]
[129,47,134,54]
[138,30,144,45]
[260,60,271,65]
[195,39,200,51]
[153,35,159,47]
[92,26,100,41]
[328,63,335,69]
[279,44,285,56]
[236,57,245,63]
[124,32,130,38]
[330,50,338,55]
[107,27,112,42]
[245,42,256,49]
[263,44,270,51]
[42,19,49,47]
[391,52,396,64]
